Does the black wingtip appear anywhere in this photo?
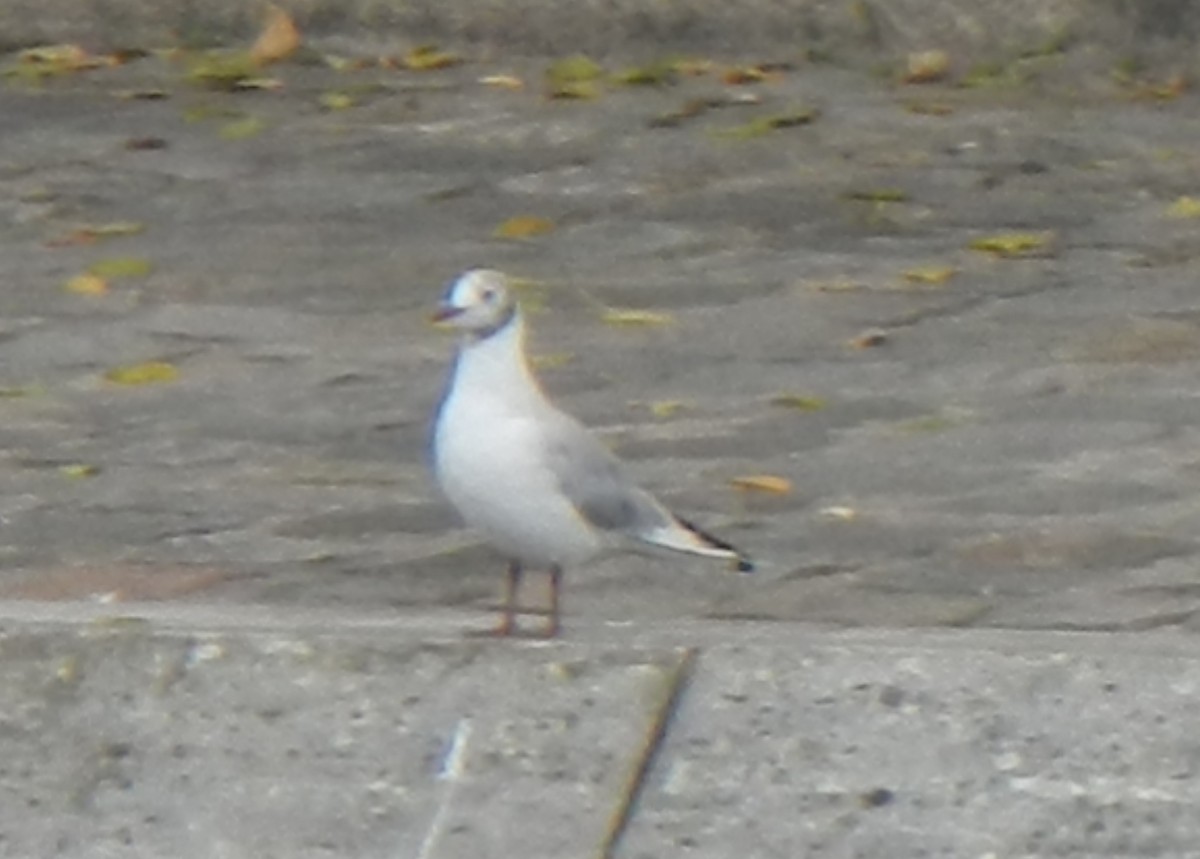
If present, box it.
[676,515,754,573]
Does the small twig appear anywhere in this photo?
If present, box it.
[415,717,473,859]
[597,647,700,859]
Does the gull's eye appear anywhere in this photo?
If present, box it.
[480,287,496,303]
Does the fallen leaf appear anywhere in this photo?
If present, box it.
[480,74,524,90]
[599,307,674,327]
[0,385,42,398]
[545,55,604,99]
[845,188,908,203]
[903,50,951,83]
[318,91,355,110]
[902,100,955,116]
[114,88,169,100]
[671,58,714,76]
[730,475,793,495]
[219,116,267,140]
[64,273,109,296]
[60,463,100,478]
[250,3,302,66]
[493,215,556,240]
[125,136,169,151]
[46,221,144,247]
[403,45,461,71]
[324,55,371,72]
[87,257,152,279]
[849,328,889,348]
[613,62,676,86]
[186,52,259,90]
[820,505,858,521]
[969,231,1053,257]
[769,393,826,411]
[19,43,91,65]
[1167,196,1200,219]
[103,361,179,386]
[715,108,820,139]
[183,104,245,123]
[232,77,283,91]
[721,65,770,85]
[902,265,956,285]
[629,399,690,418]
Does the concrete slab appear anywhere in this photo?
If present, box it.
[1,603,1198,858]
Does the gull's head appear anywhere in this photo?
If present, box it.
[430,269,517,334]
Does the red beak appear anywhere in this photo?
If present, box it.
[429,304,463,324]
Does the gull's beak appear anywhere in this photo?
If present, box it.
[429,304,463,325]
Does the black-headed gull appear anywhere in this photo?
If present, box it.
[430,269,752,637]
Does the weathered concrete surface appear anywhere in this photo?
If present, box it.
[3,11,1200,858]
[3,0,1200,60]
[2,604,1199,858]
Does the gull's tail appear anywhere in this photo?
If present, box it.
[643,514,754,573]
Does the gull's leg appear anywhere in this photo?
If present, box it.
[543,565,563,639]
[497,560,522,636]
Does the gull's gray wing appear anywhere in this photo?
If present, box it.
[539,411,670,535]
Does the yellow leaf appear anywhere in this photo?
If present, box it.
[64,273,109,296]
[729,475,793,495]
[968,232,1052,257]
[479,74,524,90]
[87,257,153,279]
[493,215,556,240]
[715,108,820,139]
[1167,196,1200,219]
[186,51,259,90]
[404,45,461,71]
[903,49,951,83]
[599,307,674,327]
[902,266,956,285]
[903,100,954,116]
[183,104,244,123]
[219,116,267,140]
[60,463,100,478]
[769,394,826,411]
[546,55,603,85]
[324,54,367,72]
[318,91,355,110]
[250,3,302,66]
[613,62,676,86]
[628,399,689,418]
[103,361,179,386]
[845,188,908,203]
[545,55,604,98]
[19,43,91,66]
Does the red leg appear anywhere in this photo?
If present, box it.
[544,565,563,638]
[496,560,521,636]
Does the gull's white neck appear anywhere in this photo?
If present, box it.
[450,309,545,410]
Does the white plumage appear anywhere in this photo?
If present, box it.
[430,269,752,637]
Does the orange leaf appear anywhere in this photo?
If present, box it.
[493,215,556,240]
[250,3,302,66]
[729,475,793,495]
[64,274,109,296]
